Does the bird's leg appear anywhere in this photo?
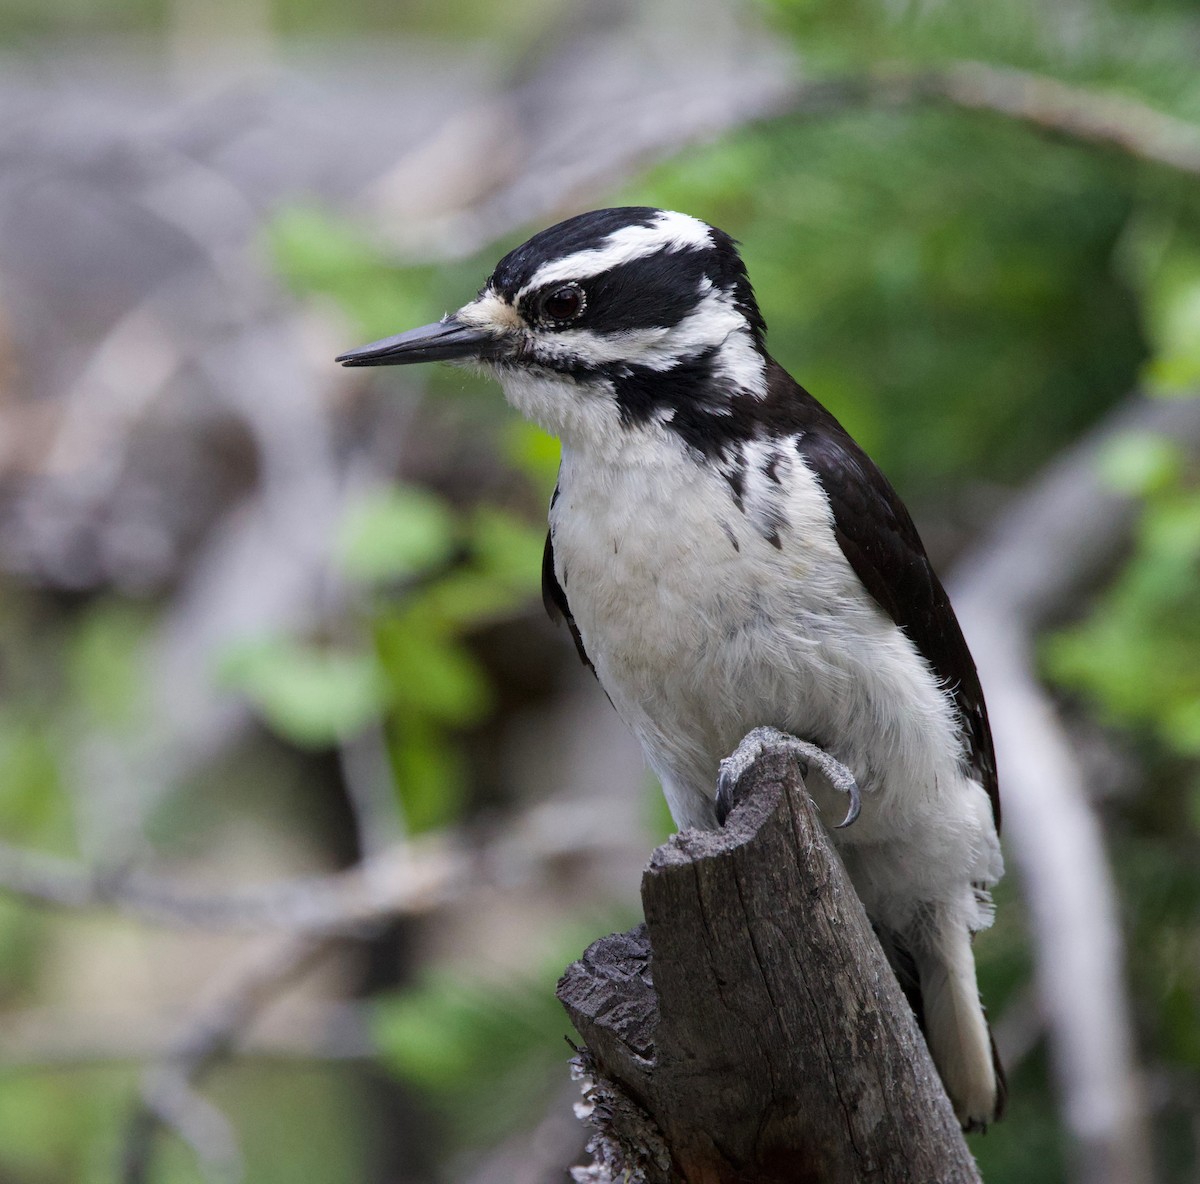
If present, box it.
[716,726,862,829]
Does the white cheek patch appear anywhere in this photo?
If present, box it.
[522,210,713,294]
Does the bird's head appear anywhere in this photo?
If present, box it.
[337,207,770,458]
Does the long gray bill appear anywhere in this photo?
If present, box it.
[336,318,496,367]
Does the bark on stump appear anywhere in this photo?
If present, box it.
[557,741,984,1184]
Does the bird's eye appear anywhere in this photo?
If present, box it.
[540,284,585,323]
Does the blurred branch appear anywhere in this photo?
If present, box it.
[953,390,1200,620]
[764,61,1200,179]
[0,782,641,1181]
[360,29,796,258]
[124,1074,241,1184]
[950,390,1200,1184]
[0,1001,374,1068]
[338,723,407,861]
[0,785,639,937]
[0,836,465,934]
[990,985,1045,1082]
[912,61,1200,178]
[367,57,1200,266]
[120,932,333,1184]
[460,1082,585,1184]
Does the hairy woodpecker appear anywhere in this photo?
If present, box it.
[338,207,1005,1129]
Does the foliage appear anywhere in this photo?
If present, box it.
[634,103,1147,500]
[0,0,572,48]
[373,958,575,1149]
[219,482,545,831]
[1130,230,1200,395]
[372,908,644,1155]
[262,206,558,832]
[1045,431,1200,755]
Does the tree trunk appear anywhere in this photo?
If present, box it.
[558,739,983,1183]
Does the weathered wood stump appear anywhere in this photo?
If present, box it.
[558,740,983,1183]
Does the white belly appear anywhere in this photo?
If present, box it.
[550,435,1001,929]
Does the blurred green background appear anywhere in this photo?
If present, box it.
[0,0,1198,1181]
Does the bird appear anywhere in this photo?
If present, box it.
[337,206,1006,1129]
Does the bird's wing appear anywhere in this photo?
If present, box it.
[774,363,1000,830]
[542,525,595,674]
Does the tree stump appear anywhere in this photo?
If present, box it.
[557,740,984,1183]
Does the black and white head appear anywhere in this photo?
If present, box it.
[337,207,771,458]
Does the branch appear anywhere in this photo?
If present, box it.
[0,836,464,934]
[949,390,1200,1184]
[120,933,333,1184]
[715,60,1200,187]
[765,61,1200,179]
[461,1081,587,1184]
[558,740,980,1184]
[361,58,1200,267]
[0,1001,374,1069]
[911,61,1200,178]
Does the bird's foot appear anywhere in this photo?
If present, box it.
[716,726,861,829]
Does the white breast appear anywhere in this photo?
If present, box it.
[549,427,1000,929]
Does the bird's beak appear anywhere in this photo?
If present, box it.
[336,317,499,368]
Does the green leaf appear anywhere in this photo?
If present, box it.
[1097,432,1183,496]
[219,639,386,747]
[1144,494,1200,562]
[643,773,678,844]
[500,419,561,495]
[1044,475,1200,754]
[468,506,545,595]
[1164,699,1200,756]
[268,205,440,342]
[67,599,152,732]
[372,962,576,1146]
[415,570,521,627]
[387,714,465,833]
[1121,216,1200,397]
[374,614,491,725]
[0,716,67,838]
[269,204,379,292]
[338,485,457,584]
[1143,263,1200,394]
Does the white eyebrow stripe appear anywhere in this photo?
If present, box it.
[519,210,713,296]
[542,286,737,367]
[528,286,767,395]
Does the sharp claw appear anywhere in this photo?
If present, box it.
[716,729,863,830]
[835,785,862,829]
[796,744,861,830]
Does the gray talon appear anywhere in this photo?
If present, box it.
[835,785,862,829]
[718,727,862,830]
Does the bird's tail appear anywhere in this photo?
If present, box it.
[882,907,1005,1130]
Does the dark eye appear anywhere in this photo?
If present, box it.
[540,283,584,323]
